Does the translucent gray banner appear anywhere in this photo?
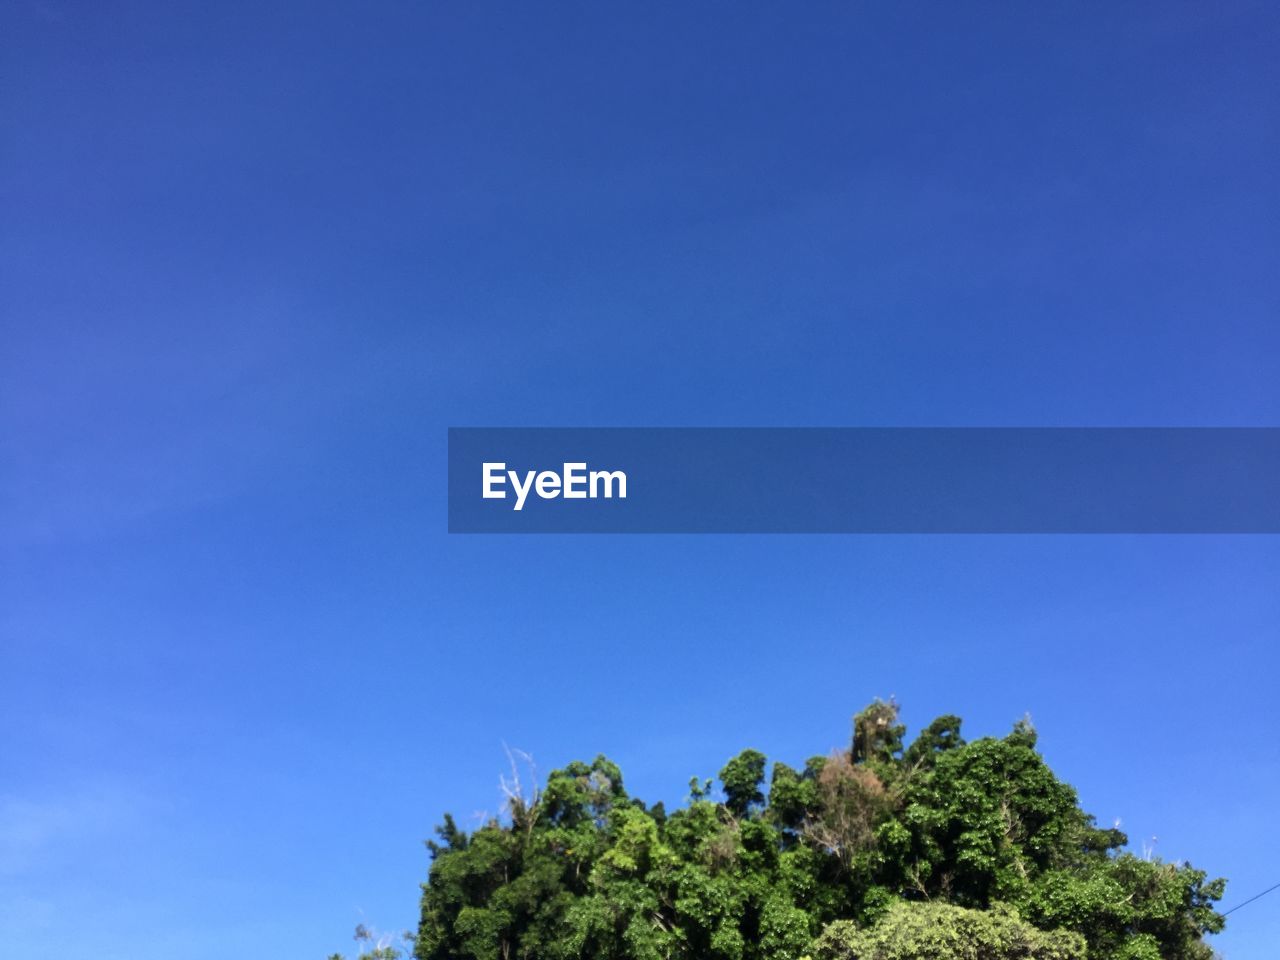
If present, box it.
[448,428,1280,533]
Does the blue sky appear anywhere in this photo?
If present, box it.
[2,3,1278,958]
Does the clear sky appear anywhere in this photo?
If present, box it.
[2,3,1278,958]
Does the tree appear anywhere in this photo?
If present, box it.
[719,749,767,818]
[802,752,892,875]
[851,700,905,768]
[901,714,964,770]
[406,703,1225,960]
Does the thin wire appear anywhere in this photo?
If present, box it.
[1223,880,1280,916]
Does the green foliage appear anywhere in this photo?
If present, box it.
[409,704,1225,960]
[1023,855,1225,960]
[810,902,1086,960]
[719,750,768,818]
[901,714,964,770]
[890,732,1093,905]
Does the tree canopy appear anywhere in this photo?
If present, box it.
[391,702,1225,960]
